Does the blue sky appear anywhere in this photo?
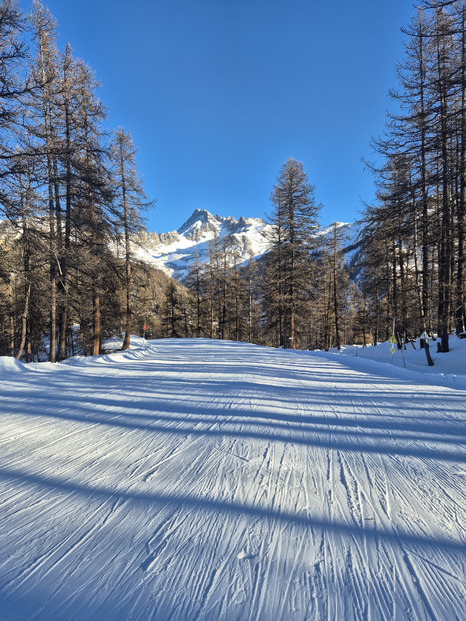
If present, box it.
[26,0,416,233]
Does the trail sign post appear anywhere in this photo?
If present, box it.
[388,335,397,353]
[388,335,397,362]
[142,324,147,345]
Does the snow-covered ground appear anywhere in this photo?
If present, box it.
[319,335,466,389]
[0,338,464,620]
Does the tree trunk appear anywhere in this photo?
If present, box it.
[92,294,101,356]
[16,281,31,361]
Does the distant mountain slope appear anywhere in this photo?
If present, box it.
[133,209,273,280]
[133,209,363,281]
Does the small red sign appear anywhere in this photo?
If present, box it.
[142,324,147,331]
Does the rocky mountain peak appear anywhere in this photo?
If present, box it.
[132,209,362,282]
[178,208,211,232]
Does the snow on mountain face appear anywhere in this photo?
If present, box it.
[133,209,363,281]
[133,209,273,280]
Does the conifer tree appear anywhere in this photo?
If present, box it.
[0,0,28,210]
[265,158,320,348]
[185,252,206,337]
[110,127,150,350]
[29,0,61,361]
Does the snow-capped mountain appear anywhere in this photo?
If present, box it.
[134,209,273,280]
[134,209,363,281]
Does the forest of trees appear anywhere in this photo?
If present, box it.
[0,0,154,360]
[1,0,465,360]
[361,0,466,353]
[161,161,361,352]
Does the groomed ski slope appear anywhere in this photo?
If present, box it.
[0,339,464,620]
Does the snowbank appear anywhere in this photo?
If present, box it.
[312,335,466,389]
[0,356,26,374]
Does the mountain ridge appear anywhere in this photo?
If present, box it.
[133,209,362,281]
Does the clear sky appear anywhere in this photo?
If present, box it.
[23,0,416,233]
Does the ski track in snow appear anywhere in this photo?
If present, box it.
[0,339,465,620]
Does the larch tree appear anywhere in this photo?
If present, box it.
[185,251,205,338]
[29,0,61,361]
[74,60,113,356]
[265,158,320,348]
[0,0,32,357]
[0,0,28,207]
[109,127,150,350]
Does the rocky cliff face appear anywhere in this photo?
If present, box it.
[137,230,181,247]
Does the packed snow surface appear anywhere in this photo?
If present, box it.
[0,339,464,620]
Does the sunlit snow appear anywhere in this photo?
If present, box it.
[0,339,464,620]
